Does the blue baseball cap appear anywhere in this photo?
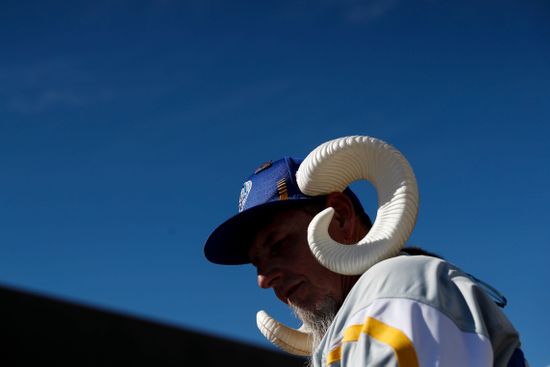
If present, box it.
[203,157,363,265]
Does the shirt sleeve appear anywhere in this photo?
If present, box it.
[316,255,521,367]
[325,297,493,367]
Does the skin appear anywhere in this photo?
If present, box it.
[248,192,369,314]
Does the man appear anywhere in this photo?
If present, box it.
[204,136,526,366]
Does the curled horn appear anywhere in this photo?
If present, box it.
[256,310,312,356]
[255,135,418,355]
[296,135,419,275]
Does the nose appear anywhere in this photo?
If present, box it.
[257,268,281,289]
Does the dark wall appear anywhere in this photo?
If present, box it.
[0,284,306,367]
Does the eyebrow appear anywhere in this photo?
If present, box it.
[249,228,280,265]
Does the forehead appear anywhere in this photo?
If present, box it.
[248,206,312,254]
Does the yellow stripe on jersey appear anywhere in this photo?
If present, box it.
[326,317,419,367]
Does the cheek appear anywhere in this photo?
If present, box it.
[309,263,343,296]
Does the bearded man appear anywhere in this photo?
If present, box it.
[204,136,527,367]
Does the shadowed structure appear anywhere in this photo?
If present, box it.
[0,284,306,367]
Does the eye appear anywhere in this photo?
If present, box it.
[270,239,285,256]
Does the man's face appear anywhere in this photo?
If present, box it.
[248,205,347,313]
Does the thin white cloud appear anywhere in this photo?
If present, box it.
[280,0,401,24]
[6,89,115,114]
[169,78,291,126]
[344,0,400,23]
[0,60,114,114]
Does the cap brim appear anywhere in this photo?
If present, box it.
[203,198,313,265]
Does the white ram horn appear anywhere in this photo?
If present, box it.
[296,135,419,275]
[256,310,312,356]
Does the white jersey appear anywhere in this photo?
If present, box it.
[312,254,525,367]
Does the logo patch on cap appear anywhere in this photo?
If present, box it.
[238,180,252,212]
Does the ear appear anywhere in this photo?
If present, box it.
[325,192,357,244]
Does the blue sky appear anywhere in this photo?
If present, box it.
[1,0,549,365]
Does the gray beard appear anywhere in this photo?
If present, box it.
[289,297,339,365]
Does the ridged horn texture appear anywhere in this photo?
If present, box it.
[256,310,312,356]
[296,135,419,275]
